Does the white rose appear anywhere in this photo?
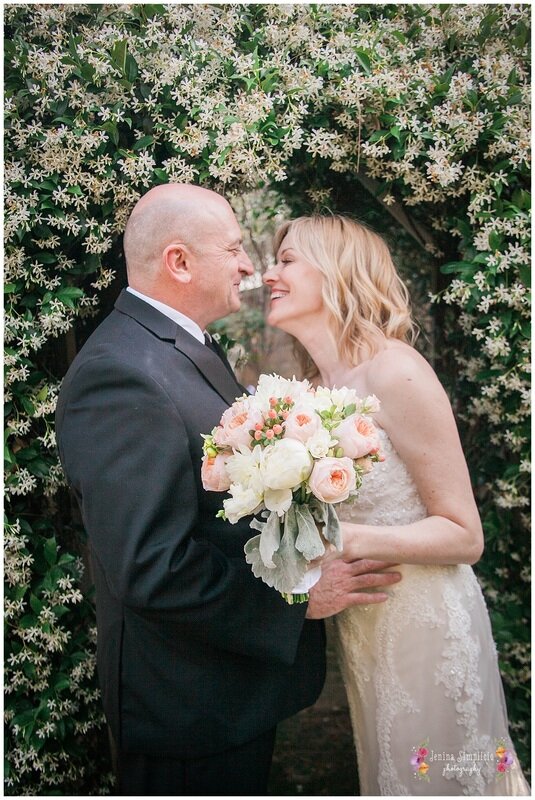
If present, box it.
[305,427,334,459]
[330,386,360,410]
[312,386,335,412]
[359,394,381,414]
[223,484,263,524]
[313,385,359,412]
[263,438,313,491]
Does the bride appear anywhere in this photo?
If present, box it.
[263,214,529,796]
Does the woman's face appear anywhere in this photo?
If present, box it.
[263,231,325,335]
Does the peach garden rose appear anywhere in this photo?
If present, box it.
[282,403,321,444]
[308,457,357,503]
[201,453,231,492]
[333,413,381,459]
[213,399,264,450]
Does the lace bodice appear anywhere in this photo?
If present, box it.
[338,426,427,527]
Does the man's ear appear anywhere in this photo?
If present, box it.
[163,242,192,284]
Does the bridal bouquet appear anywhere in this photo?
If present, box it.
[201,374,383,603]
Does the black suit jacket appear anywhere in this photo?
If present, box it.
[55,290,326,758]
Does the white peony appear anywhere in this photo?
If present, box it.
[223,484,263,523]
[264,487,293,517]
[254,373,315,412]
[305,427,335,459]
[263,438,313,490]
[225,445,265,494]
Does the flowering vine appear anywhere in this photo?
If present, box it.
[4,4,530,792]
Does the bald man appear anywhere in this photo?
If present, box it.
[55,184,400,795]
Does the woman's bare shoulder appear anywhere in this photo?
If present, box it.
[365,340,438,392]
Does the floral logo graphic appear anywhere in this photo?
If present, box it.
[411,739,430,781]
[495,739,515,777]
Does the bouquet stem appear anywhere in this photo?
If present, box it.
[281,592,309,605]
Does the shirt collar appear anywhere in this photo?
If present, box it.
[126,286,206,344]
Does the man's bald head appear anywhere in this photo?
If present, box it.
[123,183,233,281]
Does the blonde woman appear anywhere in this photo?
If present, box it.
[263,215,529,796]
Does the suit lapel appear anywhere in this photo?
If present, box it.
[114,290,243,406]
[174,327,244,406]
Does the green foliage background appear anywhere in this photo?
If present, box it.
[4,4,530,793]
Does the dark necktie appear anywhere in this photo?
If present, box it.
[204,334,236,379]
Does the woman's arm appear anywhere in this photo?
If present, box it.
[341,345,484,566]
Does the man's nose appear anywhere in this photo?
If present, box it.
[239,249,254,275]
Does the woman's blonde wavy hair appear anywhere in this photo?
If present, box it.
[273,214,418,375]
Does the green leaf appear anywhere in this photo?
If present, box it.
[44,537,58,567]
[141,3,166,19]
[18,614,37,630]
[37,253,57,264]
[101,121,119,146]
[488,231,502,250]
[79,62,95,83]
[52,673,71,691]
[67,32,80,63]
[39,199,58,211]
[369,129,389,144]
[28,457,50,477]
[512,189,530,210]
[391,30,407,44]
[13,708,36,728]
[36,385,48,402]
[440,261,476,276]
[294,504,326,561]
[217,146,231,166]
[133,135,155,151]
[20,396,35,415]
[56,287,84,309]
[518,264,531,289]
[514,20,529,48]
[29,593,43,615]
[125,53,138,83]
[111,40,127,72]
[355,48,371,74]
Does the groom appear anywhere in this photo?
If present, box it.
[55,183,401,795]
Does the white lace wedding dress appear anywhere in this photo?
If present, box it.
[335,427,530,796]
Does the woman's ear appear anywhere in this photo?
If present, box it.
[162,242,192,284]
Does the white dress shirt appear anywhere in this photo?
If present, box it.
[126,286,206,344]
